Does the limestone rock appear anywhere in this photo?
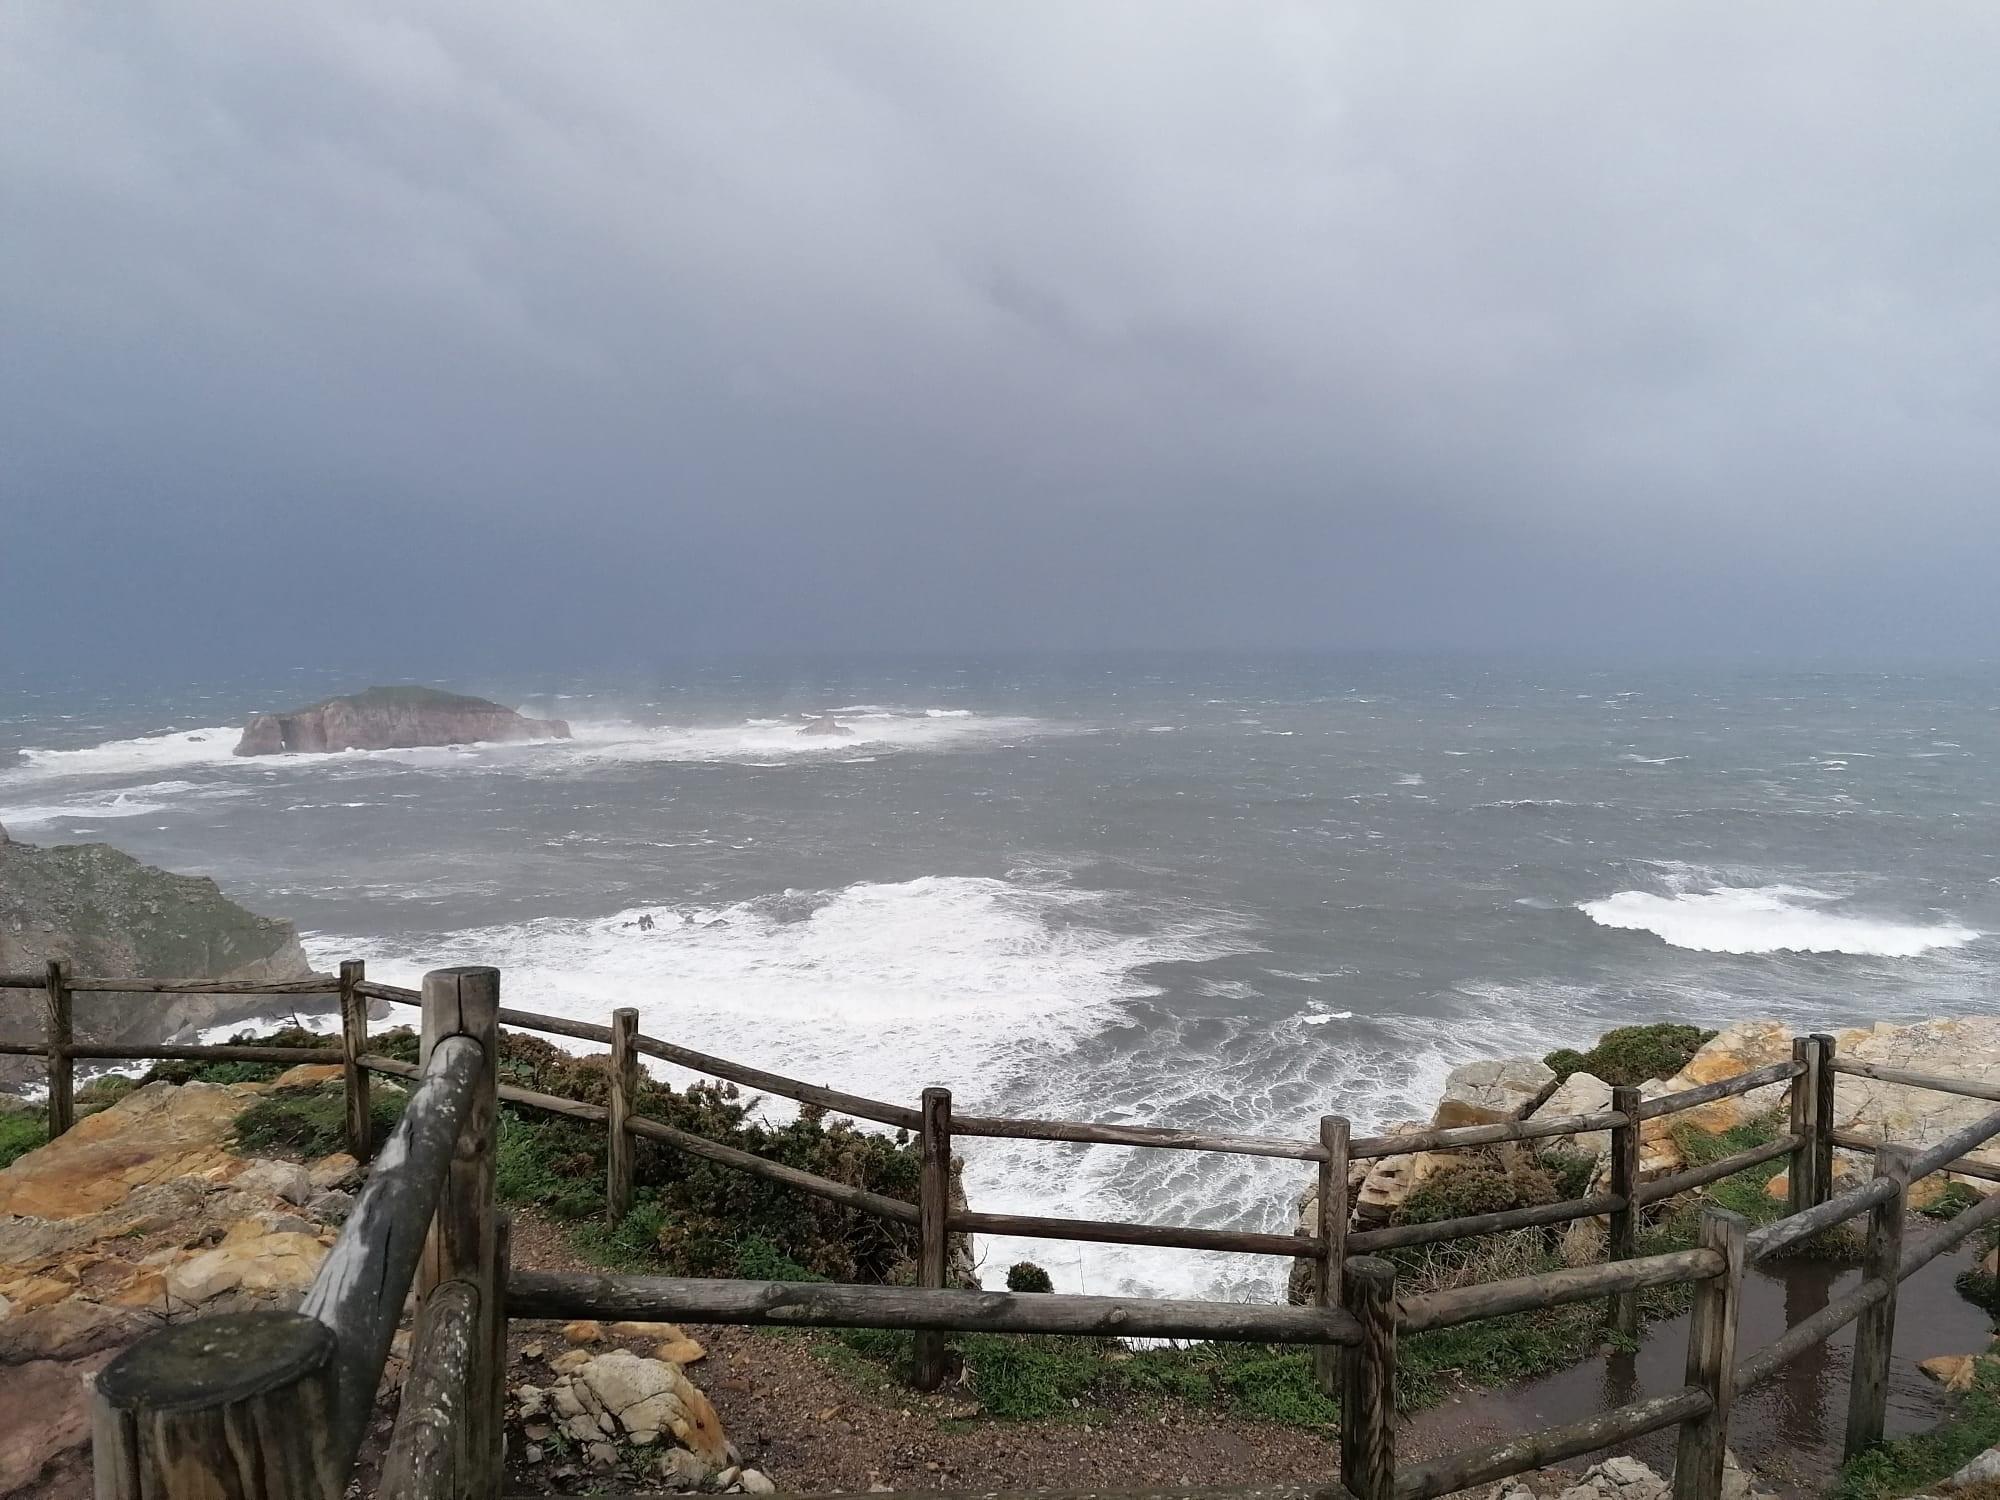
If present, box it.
[565,1318,606,1345]
[1436,1057,1557,1126]
[163,1225,325,1306]
[1530,1072,1614,1161]
[231,1158,313,1206]
[0,1081,258,1219]
[610,1319,689,1340]
[1828,1018,2000,1182]
[307,1153,361,1191]
[798,717,853,738]
[271,1062,344,1091]
[1919,1354,1993,1393]
[235,685,570,756]
[572,1349,730,1463]
[1939,1444,2000,1491]
[1660,1021,1793,1133]
[655,1337,707,1365]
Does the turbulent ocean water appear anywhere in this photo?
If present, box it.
[4,656,1994,1302]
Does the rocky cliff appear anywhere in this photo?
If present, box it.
[0,837,318,1086]
[234,685,571,755]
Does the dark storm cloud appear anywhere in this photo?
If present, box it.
[3,3,1997,668]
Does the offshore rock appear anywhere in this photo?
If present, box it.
[234,685,570,756]
[798,717,854,738]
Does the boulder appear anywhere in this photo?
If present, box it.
[1918,1354,1991,1394]
[1658,1021,1793,1132]
[271,1062,344,1091]
[0,1081,257,1219]
[1938,1443,2000,1491]
[1530,1072,1615,1161]
[568,1349,730,1463]
[1434,1057,1557,1127]
[798,717,853,739]
[234,685,570,756]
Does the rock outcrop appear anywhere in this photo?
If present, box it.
[0,1080,348,1496]
[797,717,853,739]
[0,836,319,1087]
[234,685,570,756]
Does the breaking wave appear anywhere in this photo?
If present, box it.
[1580,885,1978,957]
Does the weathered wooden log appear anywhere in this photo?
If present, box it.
[914,1086,952,1392]
[951,1207,1313,1258]
[1607,1085,1641,1337]
[360,1052,420,1079]
[1830,1128,2000,1184]
[484,1213,512,1500]
[1906,1105,2000,1184]
[1899,1168,2000,1278]
[67,975,341,994]
[501,1006,613,1044]
[1340,1257,1397,1500]
[0,971,43,988]
[1845,1145,1908,1460]
[0,1042,43,1056]
[1813,1033,1837,1210]
[63,1043,346,1064]
[632,1028,921,1129]
[299,1033,484,1463]
[1736,1276,1889,1389]
[339,959,371,1162]
[954,1113,1319,1162]
[1314,1115,1349,1397]
[1348,1192,1620,1254]
[418,967,500,1487]
[43,960,73,1140]
[1633,1135,1799,1207]
[1788,1036,1817,1214]
[1399,1248,1723,1335]
[1393,1386,1710,1500]
[1350,1109,1626,1160]
[607,1008,638,1224]
[1671,1209,1746,1500]
[1636,1060,1800,1121]
[379,1279,480,1500]
[1745,1174,1894,1264]
[91,1310,344,1500]
[1828,1058,2000,1103]
[628,1114,921,1224]
[505,1268,1362,1344]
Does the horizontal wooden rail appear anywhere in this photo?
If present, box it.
[1398,1248,1723,1334]
[1736,1276,1889,1388]
[631,1030,921,1129]
[949,1207,1312,1258]
[1636,1060,1800,1121]
[1349,1110,1624,1160]
[66,975,342,994]
[1348,1191,1620,1254]
[1745,1175,1894,1263]
[1829,1059,2000,1103]
[1906,1106,2000,1183]
[1832,1129,2000,1185]
[952,1113,1319,1162]
[354,979,420,1004]
[1899,1176,2000,1280]
[0,972,46,988]
[1633,1135,1798,1207]
[1392,1386,1711,1500]
[507,1268,1362,1345]
[301,1034,485,1465]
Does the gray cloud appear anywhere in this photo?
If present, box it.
[3,2,1996,668]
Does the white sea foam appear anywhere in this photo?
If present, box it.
[556,712,1047,767]
[1580,885,1978,957]
[9,726,241,781]
[1397,773,1424,787]
[0,779,233,828]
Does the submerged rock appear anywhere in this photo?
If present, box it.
[797,717,854,738]
[234,684,570,755]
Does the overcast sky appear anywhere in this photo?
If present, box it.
[4,3,1997,670]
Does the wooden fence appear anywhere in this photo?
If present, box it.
[5,967,2000,1500]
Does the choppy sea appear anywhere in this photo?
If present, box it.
[4,655,1994,1301]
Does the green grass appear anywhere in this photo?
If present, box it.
[1835,1359,2000,1500]
[235,1088,406,1158]
[0,1108,46,1169]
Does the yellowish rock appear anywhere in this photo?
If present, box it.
[564,1318,606,1345]
[307,1152,361,1190]
[1660,1021,1793,1133]
[654,1337,707,1365]
[611,1319,689,1340]
[271,1062,345,1091]
[164,1228,326,1306]
[0,1081,258,1219]
[1919,1354,1986,1393]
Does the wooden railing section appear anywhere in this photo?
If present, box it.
[4,968,2000,1499]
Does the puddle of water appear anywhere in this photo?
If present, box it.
[1401,1241,1990,1496]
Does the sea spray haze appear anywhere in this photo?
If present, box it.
[3,654,1995,1300]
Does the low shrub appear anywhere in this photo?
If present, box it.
[1006,1260,1054,1293]
[1544,1024,1715,1087]
[0,1108,44,1169]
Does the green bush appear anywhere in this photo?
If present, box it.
[236,1089,406,1158]
[1006,1260,1054,1293]
[141,1027,332,1087]
[1544,1024,1715,1087]
[0,1109,45,1169]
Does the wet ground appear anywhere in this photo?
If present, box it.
[1404,1241,1993,1497]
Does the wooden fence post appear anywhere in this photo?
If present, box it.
[1315,1115,1350,1398]
[913,1086,952,1392]
[338,960,371,1162]
[1812,1033,1838,1210]
[1844,1144,1910,1460]
[607,1008,638,1223]
[419,966,501,1491]
[1607,1084,1641,1338]
[1340,1255,1397,1500]
[1671,1208,1746,1500]
[1787,1035,1817,1214]
[45,958,73,1140]
[92,1309,343,1500]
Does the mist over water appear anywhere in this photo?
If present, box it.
[4,656,1995,1301]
